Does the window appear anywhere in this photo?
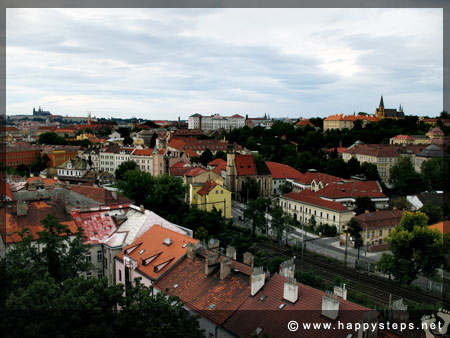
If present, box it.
[379,239,382,245]
[86,272,92,280]
[379,230,383,236]
[119,270,122,281]
[86,253,91,262]
[98,272,103,279]
[97,250,103,262]
[372,231,375,237]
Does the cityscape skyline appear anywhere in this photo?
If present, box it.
[6,8,443,119]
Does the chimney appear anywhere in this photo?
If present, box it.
[204,252,219,275]
[393,207,398,210]
[243,252,254,267]
[65,199,71,214]
[207,238,220,253]
[279,258,295,278]
[365,210,370,214]
[283,277,299,303]
[17,201,28,216]
[186,242,196,260]
[333,283,347,300]
[139,204,145,212]
[28,183,36,191]
[220,256,232,280]
[226,246,236,260]
[322,291,339,320]
[250,267,265,296]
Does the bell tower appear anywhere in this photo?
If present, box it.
[376,95,385,119]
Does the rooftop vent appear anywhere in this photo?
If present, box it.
[138,249,145,254]
[182,243,187,248]
[259,295,267,301]
[255,328,263,336]
[208,303,216,310]
[163,237,172,246]
[173,284,179,288]
[278,303,286,310]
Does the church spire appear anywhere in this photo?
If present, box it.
[379,95,384,108]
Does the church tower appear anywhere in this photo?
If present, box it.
[226,143,236,194]
[376,95,385,119]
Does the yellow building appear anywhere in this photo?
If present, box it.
[189,180,232,218]
[375,96,405,120]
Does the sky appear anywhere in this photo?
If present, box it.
[6,8,443,120]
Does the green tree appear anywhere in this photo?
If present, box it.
[150,132,157,148]
[377,211,443,285]
[30,153,50,174]
[115,160,138,181]
[195,226,209,242]
[347,218,363,259]
[241,177,260,202]
[37,132,66,145]
[198,148,214,166]
[123,135,133,145]
[244,198,270,236]
[419,201,443,225]
[389,157,424,195]
[353,196,376,215]
[214,150,226,161]
[269,205,294,243]
[421,158,444,191]
[360,162,381,181]
[392,197,413,211]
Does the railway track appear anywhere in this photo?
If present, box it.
[255,241,448,307]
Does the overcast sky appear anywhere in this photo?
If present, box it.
[6,8,443,120]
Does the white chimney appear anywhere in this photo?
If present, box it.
[333,283,347,300]
[322,291,339,320]
[220,256,232,280]
[283,277,298,303]
[226,246,236,260]
[243,252,254,267]
[250,267,265,296]
[279,258,295,278]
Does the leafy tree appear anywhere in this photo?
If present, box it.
[317,223,337,237]
[214,150,226,161]
[198,148,214,166]
[150,132,157,148]
[392,197,413,211]
[195,226,209,242]
[421,158,444,191]
[37,132,66,145]
[389,156,424,195]
[123,135,133,145]
[361,162,381,181]
[377,211,443,285]
[118,127,131,138]
[347,218,363,259]
[269,205,294,243]
[241,177,260,202]
[30,153,51,174]
[244,198,270,236]
[115,160,138,181]
[354,196,376,215]
[419,201,443,225]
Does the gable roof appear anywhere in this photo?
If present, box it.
[235,154,257,175]
[353,210,405,229]
[283,190,349,212]
[265,161,303,180]
[155,254,250,325]
[197,180,218,196]
[117,225,198,281]
[429,221,450,235]
[224,273,370,338]
[295,119,315,127]
[316,181,386,199]
[294,171,343,186]
[70,185,131,205]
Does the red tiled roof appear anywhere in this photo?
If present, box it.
[326,147,347,154]
[208,158,226,167]
[353,210,405,230]
[316,181,386,199]
[295,119,315,127]
[231,114,245,118]
[265,161,303,180]
[284,190,349,212]
[343,144,425,158]
[172,161,187,168]
[184,167,207,177]
[235,154,257,175]
[155,254,250,325]
[132,148,154,156]
[70,185,131,205]
[37,126,58,131]
[212,161,226,175]
[392,134,413,140]
[197,180,218,196]
[117,225,198,281]
[223,274,370,338]
[3,183,14,200]
[1,126,20,132]
[325,114,379,122]
[294,172,343,186]
[71,206,127,244]
[0,200,78,244]
[170,166,194,177]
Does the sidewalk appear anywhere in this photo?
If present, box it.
[330,240,379,258]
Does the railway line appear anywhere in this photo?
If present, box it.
[254,241,448,307]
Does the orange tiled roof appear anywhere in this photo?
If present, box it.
[70,185,131,205]
[353,210,405,230]
[155,253,250,325]
[235,154,257,175]
[295,119,315,127]
[316,180,386,199]
[197,180,218,196]
[0,200,77,244]
[116,225,198,281]
[132,148,155,156]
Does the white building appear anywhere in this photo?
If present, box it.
[188,113,245,131]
